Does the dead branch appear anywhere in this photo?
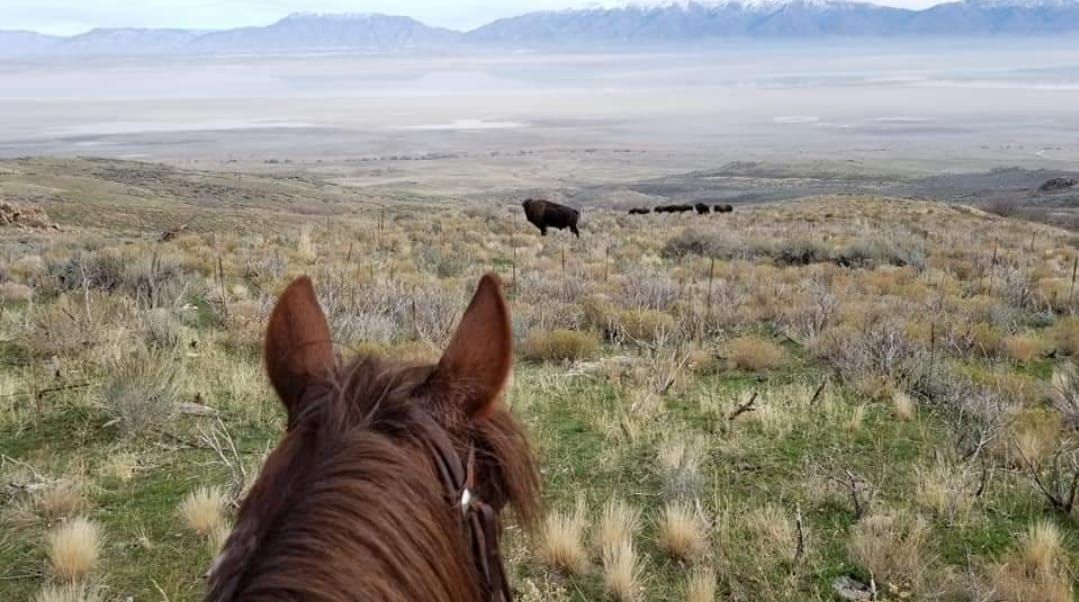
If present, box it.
[793,503,805,569]
[728,392,758,422]
[199,417,248,505]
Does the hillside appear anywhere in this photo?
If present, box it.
[0,159,1076,600]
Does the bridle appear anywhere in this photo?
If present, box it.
[289,385,513,602]
[418,414,513,602]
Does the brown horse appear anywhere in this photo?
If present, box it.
[206,274,540,601]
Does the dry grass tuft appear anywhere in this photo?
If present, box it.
[34,583,104,602]
[657,501,709,562]
[601,539,644,601]
[684,566,717,602]
[656,437,704,499]
[47,517,102,582]
[848,511,931,591]
[726,336,787,372]
[989,521,1072,602]
[915,458,976,523]
[847,404,866,432]
[99,453,138,483]
[37,481,85,522]
[595,498,641,559]
[1017,520,1064,577]
[537,496,590,576]
[744,503,798,563]
[179,486,228,537]
[891,390,916,422]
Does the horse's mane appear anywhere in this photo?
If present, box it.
[206,356,540,601]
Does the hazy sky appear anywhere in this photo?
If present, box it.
[12,0,946,36]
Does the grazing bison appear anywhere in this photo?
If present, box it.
[694,203,711,215]
[522,199,580,237]
[628,208,651,215]
[672,204,694,213]
[714,204,733,214]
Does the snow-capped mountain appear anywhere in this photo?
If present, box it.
[1,0,1078,58]
[469,0,1079,44]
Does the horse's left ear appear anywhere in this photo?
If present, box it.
[264,276,335,428]
[438,273,513,418]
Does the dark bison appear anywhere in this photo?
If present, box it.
[694,203,711,215]
[628,208,651,215]
[713,204,733,213]
[522,199,580,237]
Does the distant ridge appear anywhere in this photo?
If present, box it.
[3,0,1079,58]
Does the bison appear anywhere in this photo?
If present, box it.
[694,203,711,215]
[522,199,580,238]
[713,204,733,214]
[628,208,651,215]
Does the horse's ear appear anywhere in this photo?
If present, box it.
[264,277,334,426]
[438,273,513,418]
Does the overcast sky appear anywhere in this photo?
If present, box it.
[11,0,946,36]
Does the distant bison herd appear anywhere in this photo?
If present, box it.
[641,203,733,215]
[520,198,733,238]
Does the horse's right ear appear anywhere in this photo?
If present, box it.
[264,277,334,428]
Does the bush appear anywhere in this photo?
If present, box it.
[522,329,598,362]
[1049,316,1079,356]
[0,281,33,302]
[615,309,677,343]
[1000,334,1045,363]
[661,228,742,260]
[102,348,180,436]
[773,238,831,266]
[726,336,787,371]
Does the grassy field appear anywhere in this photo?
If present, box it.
[0,158,1076,601]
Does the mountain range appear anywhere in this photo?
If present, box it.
[3,0,1079,57]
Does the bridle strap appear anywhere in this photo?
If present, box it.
[419,416,513,602]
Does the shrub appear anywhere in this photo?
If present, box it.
[522,329,598,362]
[0,281,32,302]
[773,237,831,266]
[1049,316,1079,356]
[615,309,677,343]
[1001,333,1045,363]
[140,308,182,348]
[101,348,180,436]
[661,228,742,260]
[726,336,787,372]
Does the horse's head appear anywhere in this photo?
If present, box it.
[207,274,539,601]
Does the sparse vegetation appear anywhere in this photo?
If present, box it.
[1,160,1077,600]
